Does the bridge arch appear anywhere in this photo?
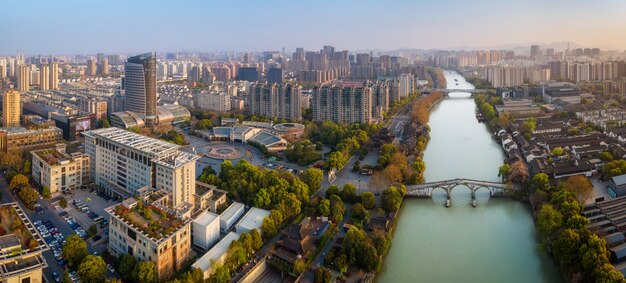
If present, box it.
[430,186,450,197]
[472,186,493,198]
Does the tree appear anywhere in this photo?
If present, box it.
[250,229,263,250]
[314,267,332,283]
[341,183,358,203]
[382,164,403,184]
[210,264,231,283]
[294,258,307,274]
[536,204,563,240]
[498,163,511,181]
[261,217,277,239]
[600,151,614,162]
[317,199,331,217]
[18,187,39,209]
[78,255,107,283]
[63,235,88,269]
[23,160,31,174]
[351,203,368,221]
[88,224,98,238]
[9,174,29,190]
[360,192,376,210]
[532,173,550,192]
[300,168,323,193]
[60,197,68,208]
[62,269,72,283]
[117,254,137,282]
[42,186,51,199]
[327,151,348,170]
[381,186,403,213]
[552,147,564,156]
[325,185,340,198]
[99,118,111,128]
[563,175,594,204]
[196,119,213,130]
[330,195,345,223]
[133,261,157,283]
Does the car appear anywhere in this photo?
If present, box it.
[92,235,102,242]
[93,251,99,256]
[69,271,79,281]
[107,264,115,273]
[57,259,67,266]
[52,271,61,282]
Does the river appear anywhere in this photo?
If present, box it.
[376,70,562,283]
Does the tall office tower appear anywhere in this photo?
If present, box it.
[49,62,59,90]
[87,59,97,76]
[39,64,49,90]
[96,53,105,62]
[371,81,389,118]
[2,89,21,127]
[17,65,30,91]
[530,45,541,58]
[249,82,302,120]
[100,59,109,76]
[267,67,283,84]
[125,52,157,126]
[312,84,373,124]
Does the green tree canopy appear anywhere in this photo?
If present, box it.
[78,255,107,283]
[9,174,29,190]
[133,261,157,283]
[63,235,88,269]
[360,192,376,210]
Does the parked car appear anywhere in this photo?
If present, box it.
[107,264,115,273]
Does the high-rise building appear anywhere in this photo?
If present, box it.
[17,65,30,92]
[87,59,97,76]
[2,89,21,127]
[530,45,542,58]
[312,84,373,124]
[39,64,49,91]
[194,92,231,112]
[238,67,259,82]
[49,62,59,90]
[100,58,109,76]
[249,83,302,121]
[125,52,157,126]
[267,67,283,85]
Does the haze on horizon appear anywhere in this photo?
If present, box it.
[2,0,626,55]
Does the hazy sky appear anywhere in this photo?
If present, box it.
[2,0,626,55]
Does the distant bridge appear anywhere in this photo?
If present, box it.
[428,89,489,94]
[406,178,516,203]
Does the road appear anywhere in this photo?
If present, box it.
[0,174,115,282]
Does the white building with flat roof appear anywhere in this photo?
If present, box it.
[192,211,220,250]
[235,207,270,234]
[83,127,200,208]
[220,202,244,233]
[192,231,241,279]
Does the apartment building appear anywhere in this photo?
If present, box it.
[311,83,373,124]
[248,82,302,121]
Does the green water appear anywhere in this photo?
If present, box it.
[376,70,562,283]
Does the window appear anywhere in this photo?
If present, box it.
[21,278,31,283]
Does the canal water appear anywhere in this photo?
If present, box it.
[376,70,562,283]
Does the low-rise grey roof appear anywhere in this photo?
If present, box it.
[613,174,626,186]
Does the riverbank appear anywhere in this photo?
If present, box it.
[376,70,561,283]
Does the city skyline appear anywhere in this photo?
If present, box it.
[2,0,626,55]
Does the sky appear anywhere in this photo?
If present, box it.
[2,0,626,55]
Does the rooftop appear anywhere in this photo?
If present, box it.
[152,151,200,169]
[107,198,189,242]
[194,211,219,226]
[0,203,48,260]
[236,207,270,232]
[192,232,240,271]
[221,202,245,222]
[86,127,180,157]
[613,174,626,186]
[32,148,73,166]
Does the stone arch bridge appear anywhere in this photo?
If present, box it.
[406,178,515,199]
